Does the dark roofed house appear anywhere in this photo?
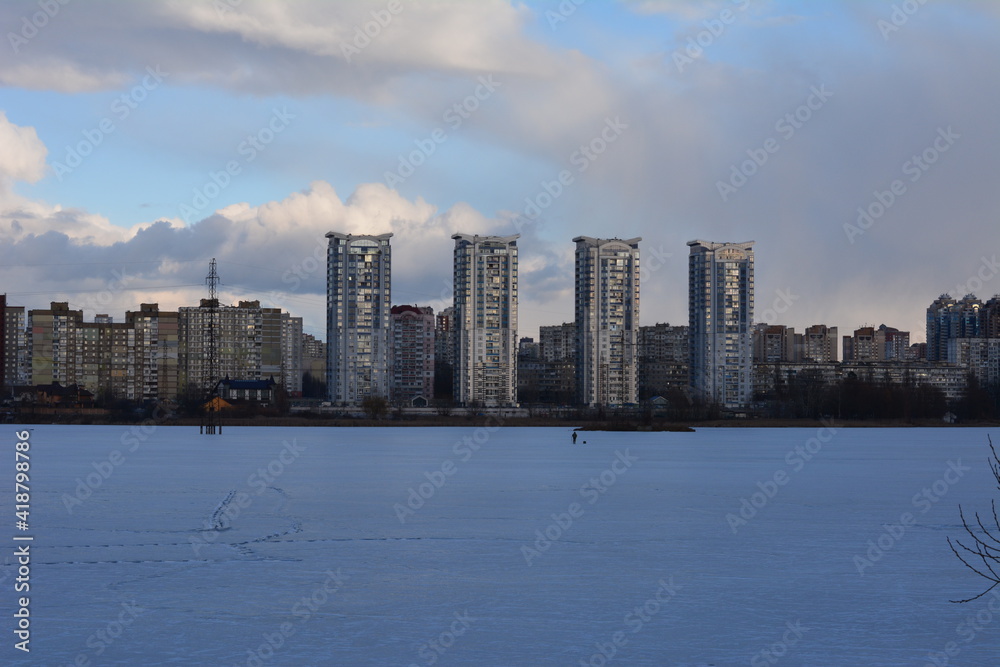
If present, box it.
[30,382,95,409]
[215,377,277,404]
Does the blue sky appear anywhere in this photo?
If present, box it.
[1,0,998,340]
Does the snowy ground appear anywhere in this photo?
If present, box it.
[1,424,999,666]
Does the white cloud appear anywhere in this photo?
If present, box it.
[0,111,47,184]
[622,0,758,20]
[0,60,128,93]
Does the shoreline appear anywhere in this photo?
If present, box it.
[8,415,1000,429]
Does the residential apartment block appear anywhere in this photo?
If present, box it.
[926,294,983,361]
[326,232,393,405]
[2,296,27,388]
[842,325,910,362]
[754,361,969,403]
[688,240,755,409]
[452,233,519,406]
[753,324,796,363]
[390,305,435,405]
[948,337,1000,386]
[539,323,575,364]
[574,236,640,407]
[801,325,839,363]
[637,323,688,399]
[126,304,179,402]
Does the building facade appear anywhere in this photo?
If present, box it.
[574,236,640,407]
[390,305,435,405]
[753,324,796,363]
[879,325,911,360]
[637,323,689,400]
[434,306,456,369]
[843,325,910,362]
[984,296,1000,339]
[754,361,969,403]
[842,327,878,362]
[301,333,327,395]
[0,295,5,388]
[688,240,755,410]
[948,337,1000,386]
[801,325,838,363]
[179,300,264,393]
[28,302,83,387]
[280,314,304,395]
[539,323,575,364]
[927,294,983,362]
[452,233,519,406]
[126,304,180,402]
[2,296,28,389]
[326,232,393,404]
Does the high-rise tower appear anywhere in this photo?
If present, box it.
[326,232,393,404]
[688,240,755,410]
[573,236,641,407]
[452,233,519,406]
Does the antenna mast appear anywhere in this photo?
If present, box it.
[202,258,221,434]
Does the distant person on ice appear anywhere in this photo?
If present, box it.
[572,432,578,444]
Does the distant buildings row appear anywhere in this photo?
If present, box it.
[3,236,998,411]
[327,233,1000,411]
[927,293,1000,361]
[326,232,644,408]
[0,296,325,402]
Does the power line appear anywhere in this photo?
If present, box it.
[3,284,204,297]
[0,258,211,268]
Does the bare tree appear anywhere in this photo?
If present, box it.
[948,435,1000,603]
[361,396,389,420]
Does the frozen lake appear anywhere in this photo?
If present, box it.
[2,424,999,666]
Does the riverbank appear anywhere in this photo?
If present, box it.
[8,413,1000,429]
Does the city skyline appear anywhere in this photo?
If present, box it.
[4,241,997,347]
[0,2,997,344]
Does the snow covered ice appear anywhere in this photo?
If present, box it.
[2,424,999,666]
